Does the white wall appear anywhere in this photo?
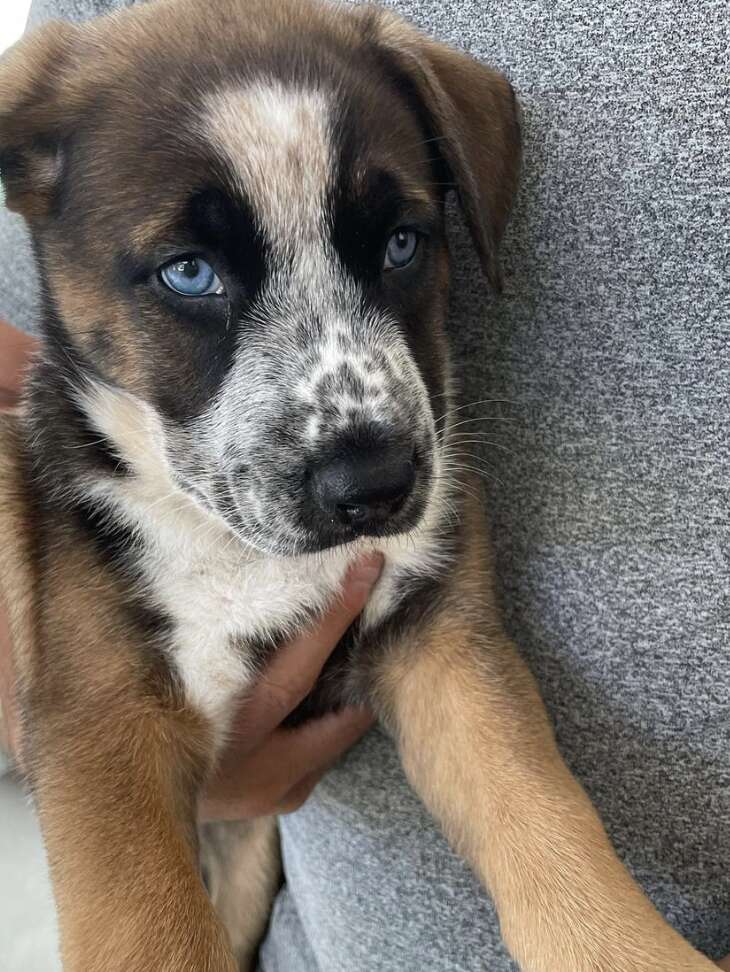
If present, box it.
[0,0,32,53]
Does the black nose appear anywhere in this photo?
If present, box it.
[310,443,416,529]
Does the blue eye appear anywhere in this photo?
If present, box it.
[159,257,224,297]
[384,229,419,270]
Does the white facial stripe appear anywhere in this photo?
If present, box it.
[204,81,333,250]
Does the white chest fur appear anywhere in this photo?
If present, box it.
[133,495,443,743]
[141,511,353,736]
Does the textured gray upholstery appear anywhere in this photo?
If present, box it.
[0,1,727,969]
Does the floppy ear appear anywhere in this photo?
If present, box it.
[0,20,82,223]
[370,11,521,291]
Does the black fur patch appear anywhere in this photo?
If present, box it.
[27,295,131,485]
[109,184,271,425]
[185,186,268,303]
[72,496,139,572]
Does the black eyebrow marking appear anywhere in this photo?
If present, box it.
[184,186,270,301]
[331,167,438,285]
[115,185,270,300]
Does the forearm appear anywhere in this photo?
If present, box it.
[381,631,714,971]
[32,704,234,971]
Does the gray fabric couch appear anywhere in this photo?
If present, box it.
[0,1,727,969]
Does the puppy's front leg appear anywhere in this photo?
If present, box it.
[376,626,714,971]
[372,528,714,970]
[22,583,237,971]
[28,699,236,972]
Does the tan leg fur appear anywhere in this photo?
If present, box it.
[373,493,715,971]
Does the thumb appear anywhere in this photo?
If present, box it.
[313,552,385,647]
[233,554,384,737]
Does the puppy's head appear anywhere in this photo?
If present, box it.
[0,0,520,556]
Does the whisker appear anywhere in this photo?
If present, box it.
[444,414,520,434]
[435,397,519,425]
[445,440,516,458]
[435,466,484,494]
[441,459,504,490]
[401,133,452,151]
[67,437,115,450]
[443,479,482,503]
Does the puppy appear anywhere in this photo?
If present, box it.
[0,0,716,969]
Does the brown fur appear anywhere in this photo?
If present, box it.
[0,1,717,970]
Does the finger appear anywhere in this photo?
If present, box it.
[0,321,37,402]
[715,957,730,970]
[0,390,21,410]
[219,706,374,799]
[262,706,375,784]
[233,555,383,743]
[275,768,323,815]
[273,707,377,814]
[201,706,374,821]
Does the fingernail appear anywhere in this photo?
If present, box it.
[347,553,384,592]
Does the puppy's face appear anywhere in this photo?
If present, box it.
[0,0,520,556]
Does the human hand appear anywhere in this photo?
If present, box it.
[199,554,382,820]
[0,319,36,409]
[715,956,730,970]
